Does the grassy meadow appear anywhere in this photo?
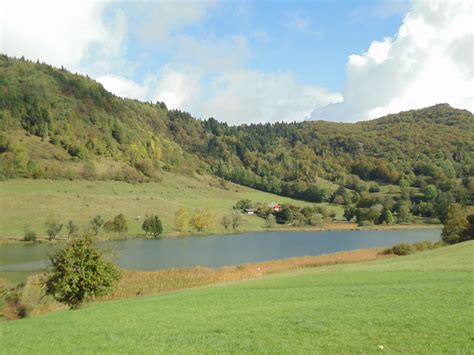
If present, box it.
[0,175,343,240]
[1,241,472,353]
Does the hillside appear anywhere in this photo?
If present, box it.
[0,174,334,239]
[1,56,473,199]
[2,241,472,353]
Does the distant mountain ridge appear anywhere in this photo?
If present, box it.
[0,55,473,202]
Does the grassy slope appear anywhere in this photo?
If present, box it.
[2,242,472,353]
[0,176,343,239]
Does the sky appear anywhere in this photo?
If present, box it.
[0,0,473,124]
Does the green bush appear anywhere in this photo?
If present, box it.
[142,214,163,237]
[382,243,414,255]
[428,218,441,224]
[45,234,120,309]
[23,229,37,242]
[382,240,444,256]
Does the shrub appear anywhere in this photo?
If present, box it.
[359,220,373,227]
[382,243,414,255]
[265,214,276,228]
[23,229,36,242]
[66,220,78,240]
[45,234,120,309]
[89,215,104,235]
[142,214,163,237]
[112,214,128,233]
[45,218,63,241]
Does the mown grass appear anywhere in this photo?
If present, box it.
[2,241,472,353]
[0,176,343,240]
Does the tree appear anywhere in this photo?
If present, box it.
[221,214,232,229]
[174,207,189,232]
[45,234,120,309]
[112,214,128,233]
[379,208,394,225]
[396,202,413,224]
[45,218,63,241]
[231,211,242,230]
[89,215,104,235]
[343,206,356,221]
[309,213,323,227]
[441,204,469,244]
[23,225,37,242]
[191,209,214,232]
[275,205,293,224]
[460,214,474,242]
[142,214,163,237]
[66,221,78,240]
[265,214,276,228]
[234,199,253,211]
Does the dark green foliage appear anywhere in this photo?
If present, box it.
[381,240,443,255]
[234,199,253,211]
[460,214,474,242]
[112,214,128,233]
[23,228,36,242]
[379,208,394,225]
[45,234,120,309]
[441,204,469,244]
[103,214,128,233]
[0,56,473,213]
[343,206,356,221]
[142,214,163,237]
[275,205,294,224]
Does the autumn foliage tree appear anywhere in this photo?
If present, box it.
[45,234,120,309]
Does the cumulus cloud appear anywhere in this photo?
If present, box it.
[0,0,126,73]
[202,70,342,125]
[97,66,202,112]
[312,0,474,122]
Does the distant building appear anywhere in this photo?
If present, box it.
[269,203,282,212]
[244,208,255,215]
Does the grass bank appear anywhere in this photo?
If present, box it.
[2,242,472,353]
[2,247,387,318]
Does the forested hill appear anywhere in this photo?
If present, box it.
[1,55,473,204]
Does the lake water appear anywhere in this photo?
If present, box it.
[0,229,441,283]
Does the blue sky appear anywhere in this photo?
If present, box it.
[1,0,472,124]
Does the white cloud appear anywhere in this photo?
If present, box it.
[96,74,153,101]
[312,0,474,122]
[0,0,126,73]
[202,70,342,125]
[97,67,202,111]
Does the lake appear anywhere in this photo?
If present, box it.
[0,229,441,283]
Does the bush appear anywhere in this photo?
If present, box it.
[382,240,444,256]
[112,214,128,233]
[142,214,163,237]
[45,218,63,241]
[382,243,414,255]
[23,229,36,242]
[45,234,120,309]
[358,220,373,227]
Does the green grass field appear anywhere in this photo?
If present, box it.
[0,176,343,239]
[1,241,472,353]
